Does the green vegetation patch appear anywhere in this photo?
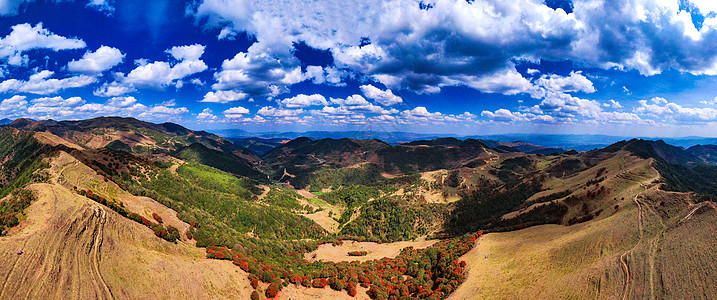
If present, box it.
[0,189,35,235]
[340,196,447,242]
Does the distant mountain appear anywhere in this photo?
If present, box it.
[602,139,702,165]
[227,137,287,156]
[404,137,463,147]
[479,139,566,154]
[263,136,497,187]
[4,117,247,155]
[174,143,266,181]
[0,118,12,125]
[223,130,442,145]
[686,144,717,165]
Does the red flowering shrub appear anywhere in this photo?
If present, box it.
[346,282,357,297]
[249,276,259,289]
[312,278,328,288]
[152,213,163,223]
[265,282,281,298]
[250,291,260,300]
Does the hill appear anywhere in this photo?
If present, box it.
[686,144,717,164]
[173,143,267,181]
[4,117,248,156]
[227,137,287,156]
[2,119,717,299]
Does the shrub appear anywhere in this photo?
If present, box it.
[347,251,368,256]
[250,291,260,300]
[265,282,281,298]
[152,213,163,223]
[312,278,328,288]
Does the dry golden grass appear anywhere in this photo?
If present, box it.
[0,182,252,299]
[452,154,717,300]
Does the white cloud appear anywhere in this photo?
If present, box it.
[0,23,86,65]
[538,91,603,119]
[536,71,596,94]
[190,0,717,95]
[257,106,303,117]
[280,94,328,108]
[481,109,529,122]
[200,90,248,103]
[604,99,623,108]
[123,44,208,89]
[700,96,717,106]
[87,0,115,15]
[212,51,302,97]
[140,105,190,116]
[166,44,205,61]
[0,70,96,95]
[197,108,217,120]
[0,95,27,112]
[635,97,717,123]
[27,96,85,116]
[223,106,250,119]
[93,81,136,97]
[67,46,124,74]
[359,84,402,106]
[329,94,369,106]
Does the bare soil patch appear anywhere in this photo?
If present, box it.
[305,239,437,263]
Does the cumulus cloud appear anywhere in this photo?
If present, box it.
[279,94,328,108]
[67,46,124,74]
[122,44,208,89]
[360,84,402,106]
[197,108,217,120]
[189,0,717,96]
[93,81,136,97]
[0,70,96,95]
[223,106,250,119]
[481,109,529,122]
[0,23,86,65]
[257,106,303,117]
[635,97,717,123]
[200,90,248,103]
[536,71,596,94]
[87,0,115,15]
[212,51,302,97]
[0,95,27,112]
[329,94,370,106]
[28,96,85,116]
[139,105,190,118]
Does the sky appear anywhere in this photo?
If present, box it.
[0,0,717,136]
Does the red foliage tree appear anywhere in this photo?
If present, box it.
[265,282,281,299]
[250,291,260,300]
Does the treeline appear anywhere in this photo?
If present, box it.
[340,196,447,242]
[78,189,180,242]
[207,232,482,299]
[319,185,381,224]
[448,176,545,234]
[0,129,52,198]
[654,161,717,196]
[114,162,326,246]
[0,189,35,236]
[303,163,383,191]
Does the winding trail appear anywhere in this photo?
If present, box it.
[89,206,113,299]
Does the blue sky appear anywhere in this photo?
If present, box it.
[1,0,717,136]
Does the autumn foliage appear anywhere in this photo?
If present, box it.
[206,232,482,299]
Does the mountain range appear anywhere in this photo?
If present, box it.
[0,117,716,299]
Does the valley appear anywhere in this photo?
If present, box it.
[0,117,716,299]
